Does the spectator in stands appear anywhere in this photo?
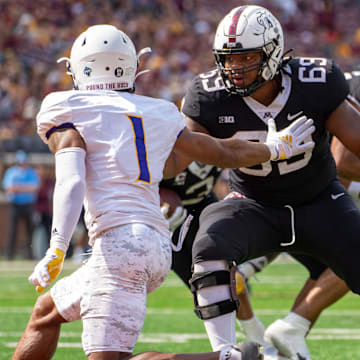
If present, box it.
[2,150,40,259]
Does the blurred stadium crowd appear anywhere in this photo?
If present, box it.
[0,0,360,147]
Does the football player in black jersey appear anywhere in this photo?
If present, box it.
[181,5,360,360]
[236,70,360,360]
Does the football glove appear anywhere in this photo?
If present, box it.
[161,204,188,233]
[29,248,65,292]
[266,116,315,161]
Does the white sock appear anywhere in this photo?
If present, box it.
[238,315,266,344]
[203,310,236,351]
[195,261,237,351]
[284,312,311,333]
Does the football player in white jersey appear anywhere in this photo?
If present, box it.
[11,25,315,360]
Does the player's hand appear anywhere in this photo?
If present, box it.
[29,248,65,292]
[161,204,188,232]
[265,116,315,160]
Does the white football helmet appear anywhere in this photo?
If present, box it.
[213,5,284,96]
[58,24,151,91]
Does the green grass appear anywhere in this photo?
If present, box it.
[0,258,359,359]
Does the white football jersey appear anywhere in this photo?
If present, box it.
[37,90,185,244]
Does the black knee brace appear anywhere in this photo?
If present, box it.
[189,262,239,320]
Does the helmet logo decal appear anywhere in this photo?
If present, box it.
[114,67,124,77]
[255,11,274,35]
[83,66,92,77]
[228,6,246,43]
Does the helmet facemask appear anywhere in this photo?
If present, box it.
[214,49,266,96]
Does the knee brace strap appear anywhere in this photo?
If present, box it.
[190,270,230,292]
[194,299,238,320]
[190,268,239,320]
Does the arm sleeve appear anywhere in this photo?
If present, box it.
[49,147,86,253]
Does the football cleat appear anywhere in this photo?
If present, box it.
[220,342,263,360]
[235,342,264,360]
[235,341,264,360]
[264,319,311,360]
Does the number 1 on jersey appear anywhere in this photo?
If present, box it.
[127,115,151,183]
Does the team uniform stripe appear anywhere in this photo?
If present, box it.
[228,6,247,43]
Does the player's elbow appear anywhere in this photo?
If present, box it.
[70,175,86,198]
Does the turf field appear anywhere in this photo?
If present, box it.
[1,256,360,360]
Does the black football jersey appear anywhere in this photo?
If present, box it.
[182,57,349,206]
[160,162,222,209]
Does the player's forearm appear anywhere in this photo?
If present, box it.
[194,136,271,168]
[174,128,271,169]
[214,138,271,168]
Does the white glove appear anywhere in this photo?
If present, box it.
[161,204,188,233]
[29,248,65,292]
[266,116,315,160]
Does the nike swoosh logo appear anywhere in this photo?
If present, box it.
[287,111,303,121]
[331,192,345,200]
